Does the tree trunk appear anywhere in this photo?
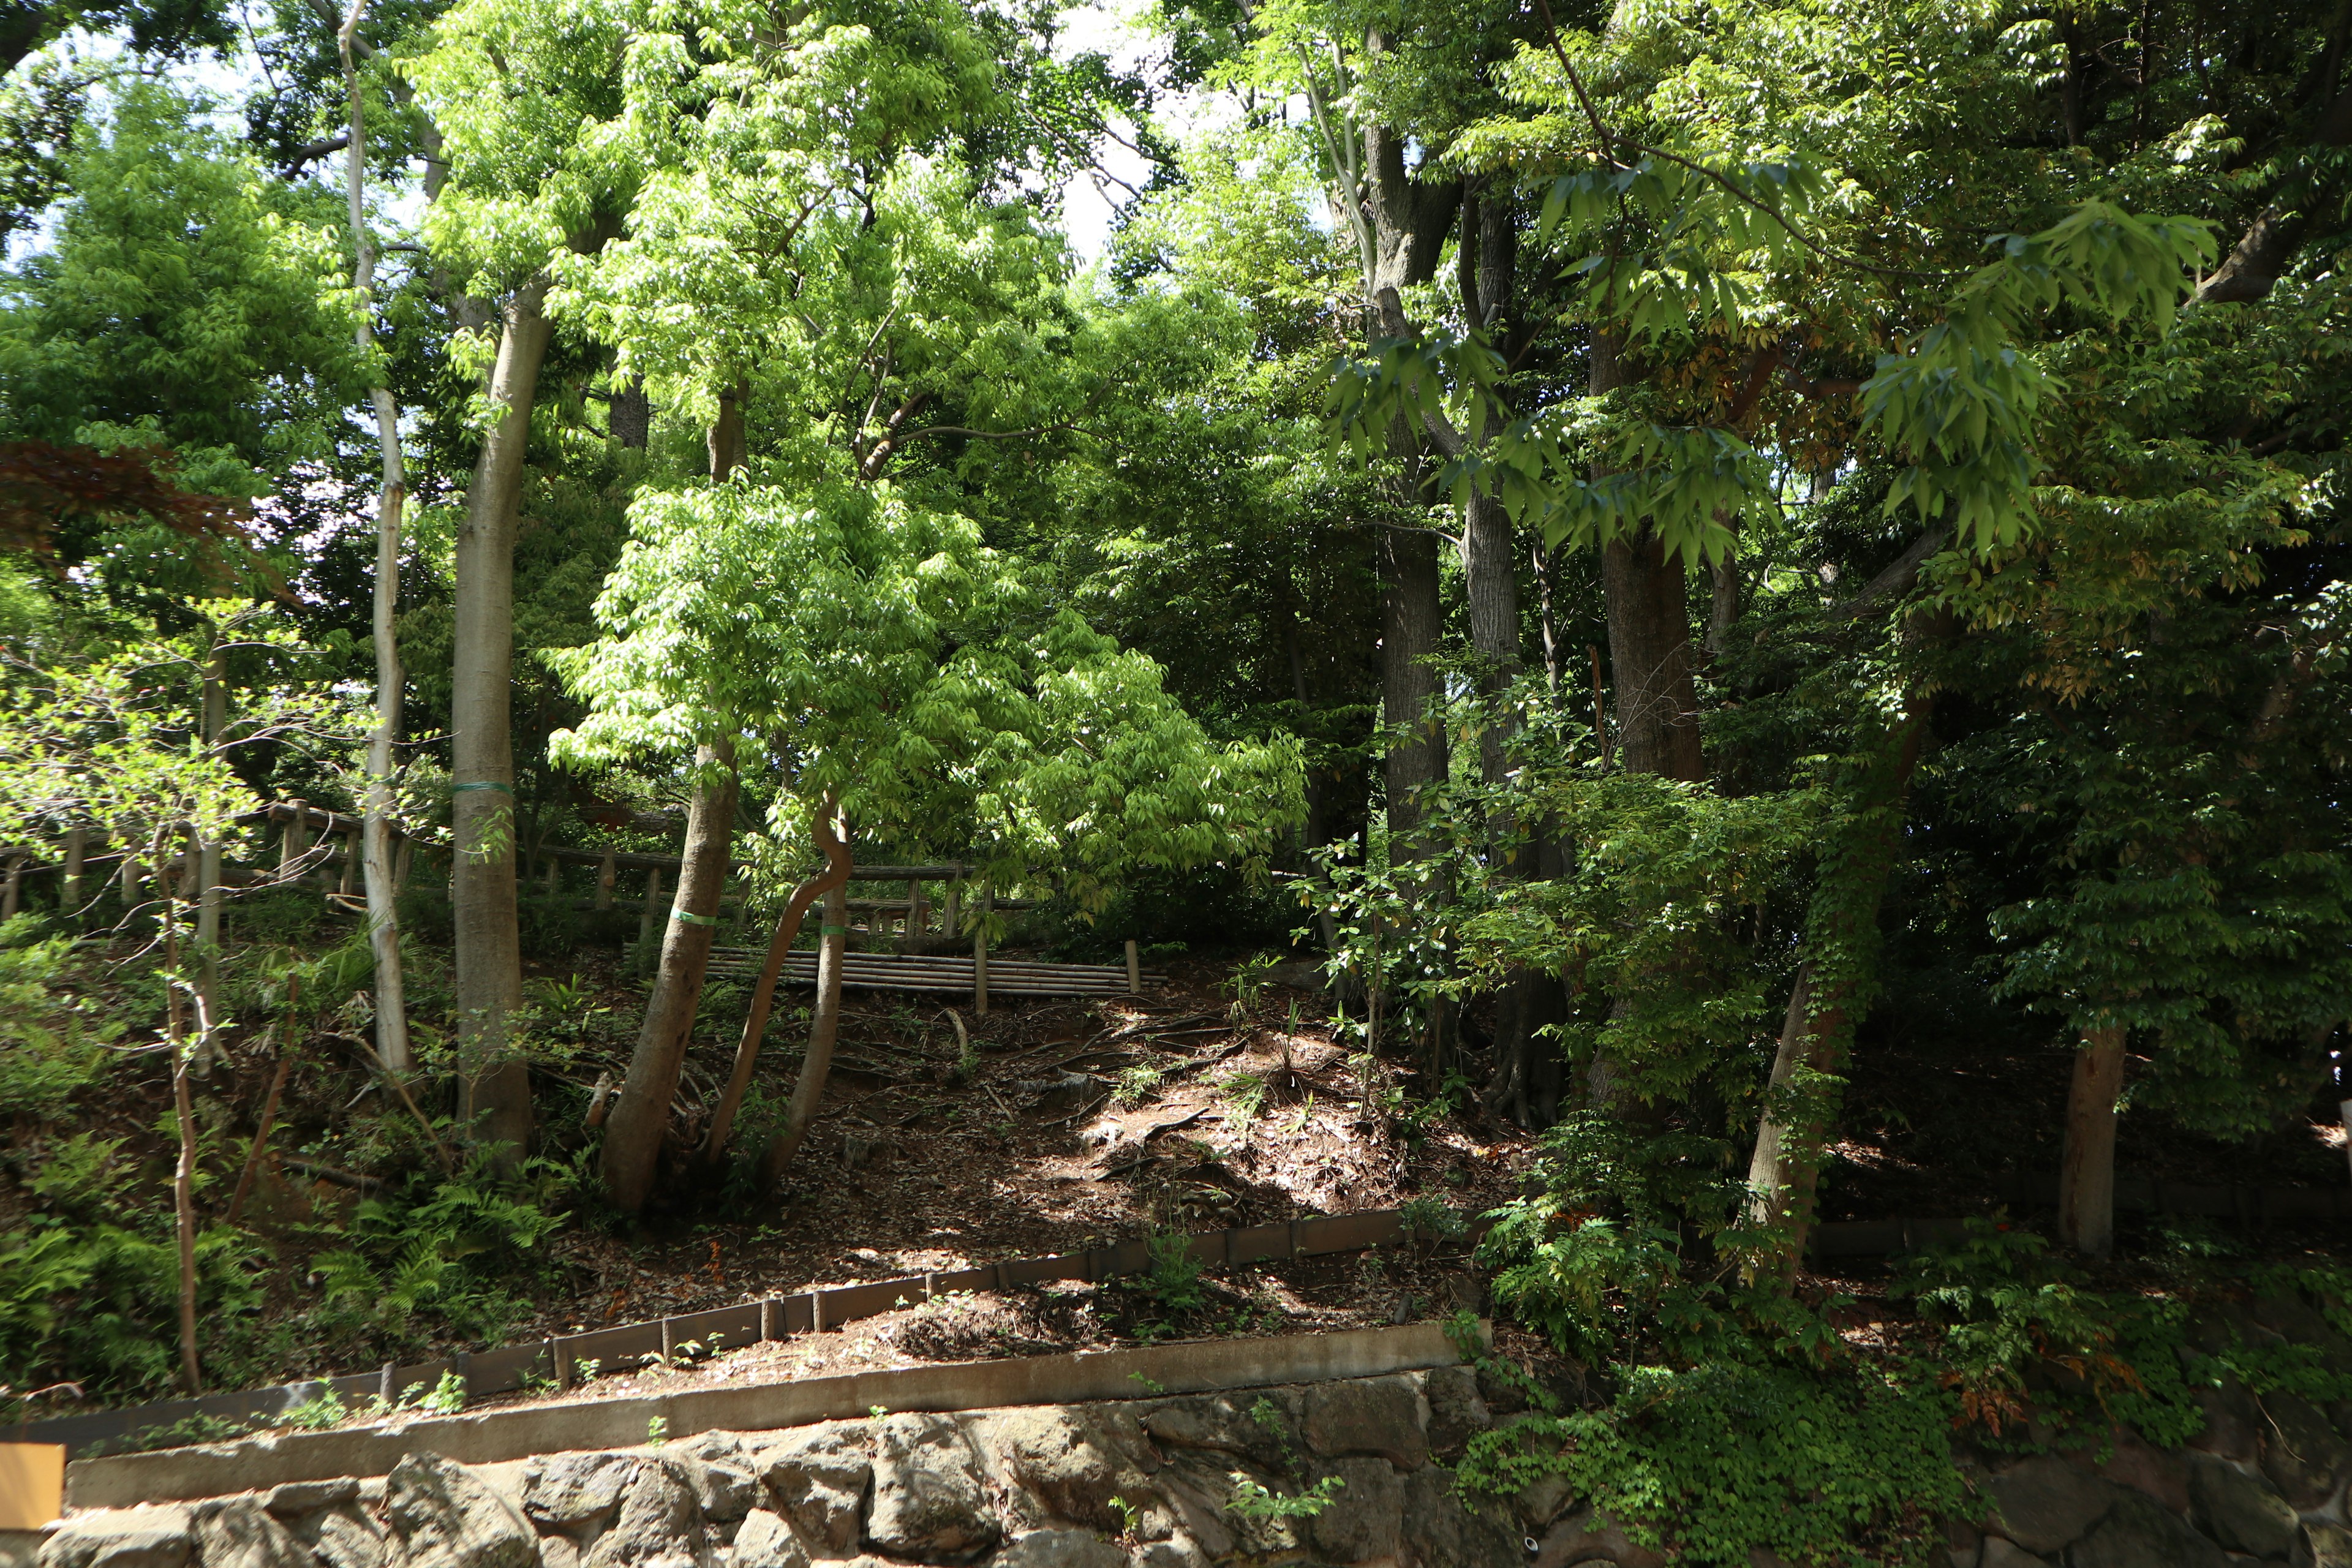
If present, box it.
[1743,698,1933,1266]
[344,4,410,1072]
[761,875,849,1186]
[1380,527,1446,850]
[159,862,202,1395]
[600,737,737,1213]
[706,380,747,477]
[2057,1026,2128,1259]
[1600,533,1704,782]
[699,792,850,1169]
[609,375,650,448]
[193,639,225,1070]
[450,273,553,1162]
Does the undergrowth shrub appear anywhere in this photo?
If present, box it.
[0,918,110,1117]
[1458,1359,1966,1568]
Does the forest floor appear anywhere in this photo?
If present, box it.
[19,913,2350,1425]
[503,950,1525,1353]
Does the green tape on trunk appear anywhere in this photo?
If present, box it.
[451,781,513,793]
[821,924,849,936]
[671,909,719,927]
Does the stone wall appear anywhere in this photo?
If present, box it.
[1940,1390,2352,1568]
[30,1371,1523,1568]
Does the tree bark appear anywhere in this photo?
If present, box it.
[193,639,225,1068]
[609,375,650,448]
[706,380,747,477]
[1600,535,1704,782]
[600,737,738,1213]
[344,0,410,1073]
[699,792,850,1168]
[1380,527,1446,850]
[158,861,202,1395]
[450,273,553,1161]
[760,873,849,1186]
[1743,697,1933,1266]
[2057,1026,2128,1259]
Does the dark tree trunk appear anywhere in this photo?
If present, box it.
[1381,526,1446,850]
[2057,1027,2128,1259]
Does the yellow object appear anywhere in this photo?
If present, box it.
[0,1442,64,1529]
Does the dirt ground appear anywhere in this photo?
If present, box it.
[509,952,1532,1344]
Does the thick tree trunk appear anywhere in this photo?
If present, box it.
[1601,534,1704,782]
[761,875,849,1186]
[344,11,410,1072]
[609,375,650,448]
[2057,1027,2128,1259]
[450,274,553,1162]
[699,792,850,1169]
[1381,527,1446,850]
[600,738,738,1213]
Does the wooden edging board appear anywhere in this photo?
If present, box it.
[64,1319,1481,1511]
[17,1208,1434,1461]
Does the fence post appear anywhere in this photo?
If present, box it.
[63,825,85,919]
[596,851,616,911]
[636,865,666,976]
[1125,939,1140,995]
[279,799,309,879]
[973,884,990,1017]
[340,828,361,895]
[1,851,22,920]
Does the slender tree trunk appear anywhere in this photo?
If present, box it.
[701,792,848,1169]
[158,856,202,1395]
[601,738,738,1213]
[450,273,554,1161]
[1744,699,1932,1266]
[193,641,225,1072]
[761,874,849,1186]
[344,0,410,1072]
[2057,1027,2128,1259]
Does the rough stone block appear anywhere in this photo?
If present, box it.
[1302,1378,1428,1471]
[385,1455,540,1568]
[288,1503,385,1568]
[1396,1464,1518,1568]
[2065,1490,2229,1568]
[526,1455,644,1532]
[865,1413,999,1560]
[1304,1457,1403,1565]
[2187,1378,2261,1462]
[722,1513,803,1568]
[754,1426,869,1555]
[1983,1455,2125,1556]
[37,1507,194,1568]
[582,1460,707,1568]
[992,1530,1129,1568]
[1419,1366,1490,1460]
[261,1483,359,1520]
[2260,1392,2351,1509]
[2186,1452,2299,1558]
[192,1499,310,1568]
[979,1408,1152,1535]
